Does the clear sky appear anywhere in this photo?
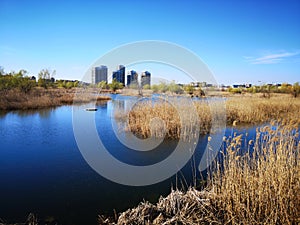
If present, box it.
[0,0,299,85]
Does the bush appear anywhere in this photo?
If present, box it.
[228,87,242,94]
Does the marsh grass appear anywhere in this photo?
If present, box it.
[115,97,204,141]
[207,122,300,224]
[100,122,300,224]
[226,95,300,124]
[0,88,111,110]
[117,95,300,139]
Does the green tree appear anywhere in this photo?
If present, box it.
[158,82,169,93]
[292,82,300,98]
[38,69,50,88]
[228,87,242,94]
[0,66,4,76]
[19,77,36,93]
[280,83,292,94]
[151,84,159,93]
[184,84,195,95]
[66,81,74,89]
[109,79,123,92]
[97,80,107,89]
[143,84,151,90]
[73,80,80,88]
[0,75,13,92]
[38,69,55,88]
[168,81,183,94]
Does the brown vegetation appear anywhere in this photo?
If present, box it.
[99,122,300,224]
[207,121,300,224]
[116,95,300,139]
[226,94,300,124]
[0,88,111,110]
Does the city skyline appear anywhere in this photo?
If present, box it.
[0,0,299,85]
[92,64,152,87]
[92,65,107,84]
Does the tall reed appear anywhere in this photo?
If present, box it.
[99,122,300,224]
[208,122,300,224]
[117,95,300,139]
[0,88,110,110]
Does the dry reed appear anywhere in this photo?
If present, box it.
[116,95,300,139]
[0,88,111,110]
[99,122,300,224]
[207,122,300,224]
[115,97,204,141]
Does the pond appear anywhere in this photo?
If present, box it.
[0,95,258,225]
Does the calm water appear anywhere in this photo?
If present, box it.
[0,95,257,224]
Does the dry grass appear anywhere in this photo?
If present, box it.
[226,94,300,124]
[99,122,300,225]
[115,97,203,141]
[99,188,215,225]
[0,88,111,110]
[120,89,153,97]
[116,95,300,139]
[208,121,300,224]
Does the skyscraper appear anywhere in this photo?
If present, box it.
[92,65,108,84]
[141,71,151,87]
[127,70,138,87]
[112,65,125,85]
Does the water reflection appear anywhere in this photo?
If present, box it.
[0,111,6,118]
[0,97,262,225]
[1,107,56,118]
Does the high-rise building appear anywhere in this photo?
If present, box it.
[141,71,151,87]
[126,70,138,87]
[92,65,108,84]
[112,65,125,85]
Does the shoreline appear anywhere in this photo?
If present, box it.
[0,87,295,111]
[99,122,299,224]
[0,87,111,111]
[115,94,300,139]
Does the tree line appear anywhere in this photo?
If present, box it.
[0,68,83,93]
[228,83,300,98]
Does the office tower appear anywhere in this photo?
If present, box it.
[112,65,125,86]
[141,71,151,87]
[126,70,138,87]
[92,65,108,84]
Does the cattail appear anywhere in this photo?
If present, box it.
[233,120,237,126]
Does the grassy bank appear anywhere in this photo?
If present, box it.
[100,122,300,224]
[0,88,111,110]
[116,94,300,139]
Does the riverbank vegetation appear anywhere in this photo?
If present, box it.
[116,94,300,139]
[0,88,111,110]
[0,69,114,110]
[145,81,300,98]
[99,122,300,224]
[229,82,300,98]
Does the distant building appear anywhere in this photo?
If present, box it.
[127,70,138,87]
[141,71,151,87]
[232,84,252,88]
[112,65,125,85]
[29,76,36,81]
[92,66,108,84]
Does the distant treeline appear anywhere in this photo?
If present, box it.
[0,68,128,94]
[0,68,83,93]
[228,83,300,97]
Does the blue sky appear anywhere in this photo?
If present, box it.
[0,0,299,85]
